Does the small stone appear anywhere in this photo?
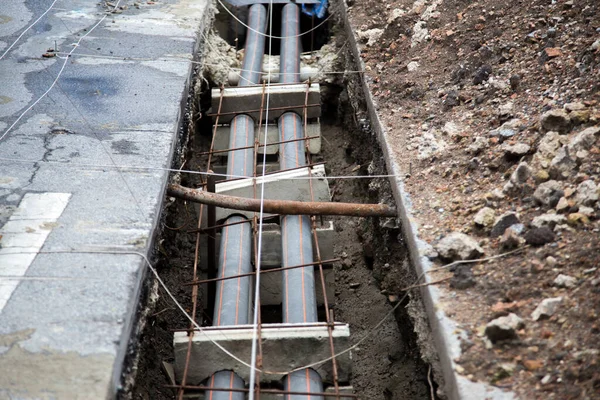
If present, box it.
[509,74,521,91]
[578,206,595,217]
[407,61,420,72]
[349,282,361,289]
[574,180,599,206]
[450,264,476,289]
[523,359,544,371]
[535,170,550,182]
[567,212,589,225]
[488,188,505,201]
[473,64,492,85]
[540,109,571,133]
[545,256,558,267]
[549,147,576,180]
[531,297,563,321]
[500,226,525,249]
[556,197,569,212]
[541,374,552,385]
[554,274,577,288]
[491,212,520,237]
[568,127,599,154]
[485,313,525,343]
[531,213,567,229]
[502,142,531,157]
[510,162,532,185]
[435,232,485,261]
[544,47,562,58]
[474,207,496,227]
[565,102,586,112]
[524,227,555,246]
[442,121,464,138]
[357,28,384,46]
[498,102,514,119]
[468,136,488,154]
[569,110,591,125]
[533,180,564,207]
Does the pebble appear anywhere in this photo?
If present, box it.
[435,232,485,261]
[554,274,577,288]
[545,256,558,267]
[450,265,476,289]
[578,206,595,217]
[502,142,531,157]
[533,180,564,207]
[500,226,525,249]
[549,147,576,180]
[556,197,570,212]
[531,213,567,230]
[574,180,599,206]
[510,162,532,185]
[567,212,589,225]
[468,136,488,154]
[473,207,496,227]
[531,297,563,321]
[485,313,525,343]
[491,212,520,237]
[407,61,420,72]
[564,102,586,112]
[473,64,492,85]
[524,227,555,246]
[568,127,599,154]
[540,109,571,133]
[509,74,521,91]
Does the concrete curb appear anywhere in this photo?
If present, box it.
[336,3,517,399]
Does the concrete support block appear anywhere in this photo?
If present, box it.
[211,84,321,124]
[198,221,336,307]
[173,323,351,385]
[213,120,321,155]
[214,164,330,221]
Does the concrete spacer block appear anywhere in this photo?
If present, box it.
[200,220,335,269]
[210,84,321,123]
[214,164,330,221]
[213,120,321,155]
[173,323,352,385]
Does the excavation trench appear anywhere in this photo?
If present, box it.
[120,4,439,400]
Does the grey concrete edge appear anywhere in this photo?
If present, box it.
[335,2,517,400]
[110,5,215,397]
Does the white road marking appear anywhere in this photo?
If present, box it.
[0,192,71,313]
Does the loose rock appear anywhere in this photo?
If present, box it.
[554,274,577,289]
[450,264,476,289]
[468,136,488,154]
[491,212,520,237]
[574,180,599,206]
[524,227,555,246]
[567,212,589,225]
[568,127,598,154]
[474,207,496,227]
[533,180,564,207]
[502,142,531,157]
[531,297,563,321]
[500,226,525,250]
[531,213,567,230]
[540,109,571,133]
[485,313,525,343]
[435,232,484,261]
[549,147,576,180]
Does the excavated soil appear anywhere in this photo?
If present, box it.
[343,0,600,398]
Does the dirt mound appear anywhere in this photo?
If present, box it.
[345,0,600,398]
